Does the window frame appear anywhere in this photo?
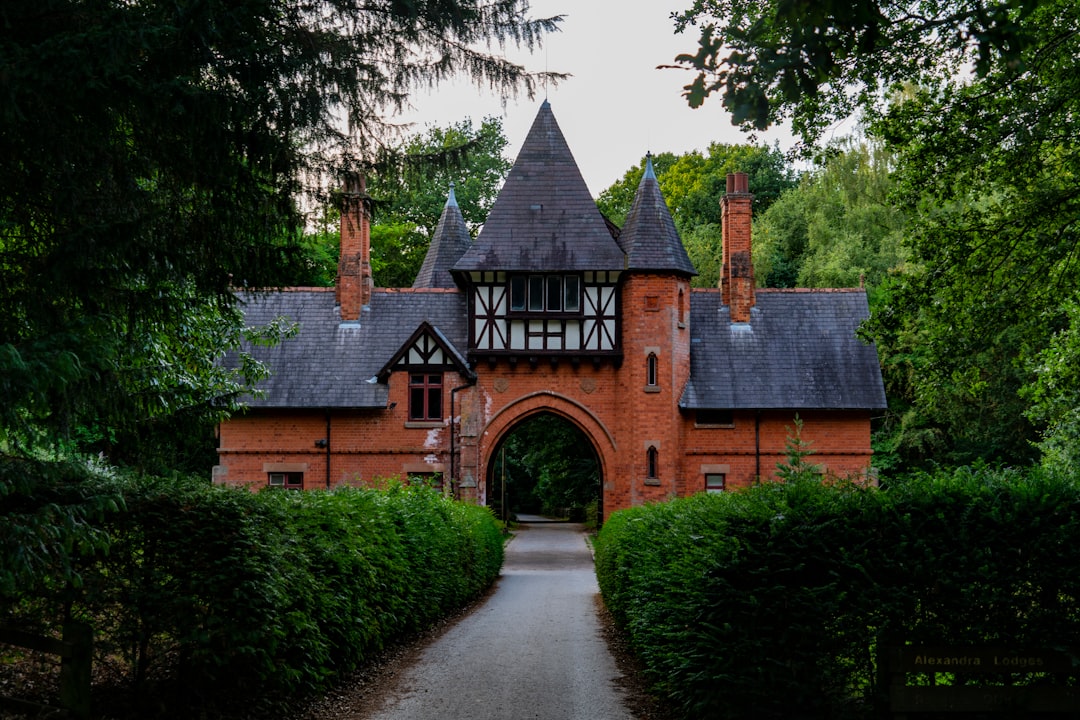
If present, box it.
[268,472,303,490]
[646,353,658,387]
[705,473,726,494]
[508,274,583,315]
[408,372,444,422]
[646,446,659,479]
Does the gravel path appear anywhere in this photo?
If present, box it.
[358,521,635,720]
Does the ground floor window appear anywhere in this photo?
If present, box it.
[269,472,303,489]
[409,373,443,421]
[705,473,726,493]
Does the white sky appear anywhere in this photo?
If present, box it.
[397,1,796,197]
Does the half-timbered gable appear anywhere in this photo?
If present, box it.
[453,101,625,362]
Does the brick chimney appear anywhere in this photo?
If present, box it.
[721,172,755,323]
[337,174,372,322]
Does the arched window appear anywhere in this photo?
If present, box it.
[646,353,658,387]
[646,446,658,479]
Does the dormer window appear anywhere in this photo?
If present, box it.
[509,274,580,314]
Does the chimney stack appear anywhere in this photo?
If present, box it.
[721,172,755,323]
[338,174,372,322]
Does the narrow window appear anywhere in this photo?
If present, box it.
[546,275,562,311]
[705,473,726,494]
[528,275,545,311]
[646,353,658,387]
[409,373,443,421]
[564,275,580,312]
[268,472,303,489]
[646,446,658,479]
[678,288,686,325]
[510,276,526,311]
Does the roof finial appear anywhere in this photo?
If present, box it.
[644,152,656,180]
[446,181,458,208]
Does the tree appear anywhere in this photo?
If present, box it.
[673,0,1080,470]
[597,143,796,287]
[671,0,1041,144]
[367,117,513,287]
[0,1,560,459]
[288,117,513,288]
[1023,300,1080,475]
[752,135,907,289]
[775,415,822,483]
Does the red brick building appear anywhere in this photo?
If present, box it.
[215,102,887,517]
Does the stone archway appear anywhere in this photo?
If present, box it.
[478,391,617,522]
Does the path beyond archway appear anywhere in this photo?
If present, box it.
[362,522,633,720]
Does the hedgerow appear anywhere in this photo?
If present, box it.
[0,463,503,715]
[595,467,1080,720]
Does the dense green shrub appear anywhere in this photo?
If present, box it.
[595,468,1080,720]
[1,471,502,715]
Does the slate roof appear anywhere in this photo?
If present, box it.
[228,288,468,408]
[620,155,696,276]
[413,185,472,289]
[681,289,887,410]
[452,101,625,273]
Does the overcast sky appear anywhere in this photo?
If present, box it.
[397,1,796,197]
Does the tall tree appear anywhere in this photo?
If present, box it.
[0,1,559,459]
[752,136,907,290]
[673,0,1080,469]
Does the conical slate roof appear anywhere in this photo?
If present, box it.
[452,101,625,273]
[620,155,696,276]
[413,185,471,289]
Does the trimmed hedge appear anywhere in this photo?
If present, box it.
[595,468,1080,720]
[2,469,503,714]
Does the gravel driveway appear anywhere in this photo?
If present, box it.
[361,521,634,720]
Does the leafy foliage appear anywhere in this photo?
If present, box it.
[491,414,599,518]
[862,1,1080,468]
[1023,299,1080,474]
[1,473,502,714]
[774,414,822,483]
[751,136,907,289]
[596,466,1080,720]
[673,0,1080,470]
[288,117,513,288]
[672,0,1041,143]
[0,0,559,460]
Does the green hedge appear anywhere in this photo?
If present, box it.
[595,468,1080,720]
[1,466,502,714]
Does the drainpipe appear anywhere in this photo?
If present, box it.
[325,409,332,489]
[755,409,761,483]
[449,381,475,498]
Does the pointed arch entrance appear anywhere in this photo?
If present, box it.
[478,391,616,523]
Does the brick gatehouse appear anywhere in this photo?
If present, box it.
[214,102,887,519]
